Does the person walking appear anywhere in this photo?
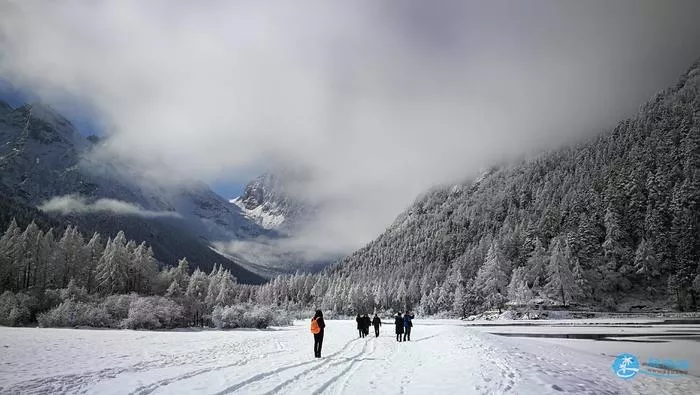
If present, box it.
[403,311,414,341]
[311,310,326,358]
[356,314,364,338]
[394,312,404,342]
[372,314,382,337]
[362,314,371,337]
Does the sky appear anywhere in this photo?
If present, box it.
[2,0,700,259]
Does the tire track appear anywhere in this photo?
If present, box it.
[263,340,368,395]
[129,348,286,395]
[213,338,360,394]
[322,339,377,395]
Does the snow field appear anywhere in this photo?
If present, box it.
[1,320,699,394]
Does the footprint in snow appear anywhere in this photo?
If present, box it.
[551,384,564,392]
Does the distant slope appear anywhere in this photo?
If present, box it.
[326,59,700,312]
[0,102,265,284]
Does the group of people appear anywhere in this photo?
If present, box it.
[355,314,383,338]
[394,311,414,342]
[310,310,416,358]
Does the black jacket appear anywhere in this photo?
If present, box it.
[356,315,362,330]
[372,316,381,327]
[394,316,404,334]
[362,316,371,329]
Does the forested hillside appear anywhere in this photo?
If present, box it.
[315,60,700,315]
[244,59,700,317]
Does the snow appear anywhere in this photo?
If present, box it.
[231,197,285,229]
[1,320,698,394]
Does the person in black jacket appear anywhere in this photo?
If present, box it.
[356,314,364,338]
[312,310,325,358]
[394,312,404,342]
[362,314,371,337]
[372,314,382,337]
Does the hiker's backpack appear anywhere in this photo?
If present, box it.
[310,317,321,334]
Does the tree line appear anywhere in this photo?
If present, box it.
[0,220,288,328]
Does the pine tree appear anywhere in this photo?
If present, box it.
[452,282,467,318]
[474,244,510,313]
[37,229,56,290]
[633,239,658,278]
[0,219,22,291]
[508,267,532,305]
[216,271,237,307]
[525,238,548,287]
[205,265,222,308]
[544,237,581,306]
[95,232,129,294]
[186,269,210,301]
[84,233,104,293]
[130,242,158,294]
[56,226,87,288]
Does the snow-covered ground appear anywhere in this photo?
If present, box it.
[1,320,698,394]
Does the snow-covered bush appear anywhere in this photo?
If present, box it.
[37,300,112,328]
[42,289,64,310]
[269,308,293,327]
[0,291,39,326]
[101,293,138,320]
[121,298,160,329]
[121,296,184,329]
[240,306,274,328]
[211,304,291,329]
[60,279,88,302]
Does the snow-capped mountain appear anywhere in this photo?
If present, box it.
[231,173,313,233]
[0,101,267,283]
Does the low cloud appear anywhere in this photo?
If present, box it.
[214,235,343,273]
[39,195,181,219]
[3,1,700,257]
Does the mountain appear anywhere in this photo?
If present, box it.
[226,172,334,274]
[318,59,700,314]
[231,173,314,233]
[0,102,266,284]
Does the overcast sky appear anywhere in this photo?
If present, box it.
[2,0,700,257]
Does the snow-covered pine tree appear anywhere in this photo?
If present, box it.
[507,267,532,305]
[525,238,548,288]
[83,233,104,293]
[95,232,130,295]
[130,242,158,294]
[56,226,87,288]
[474,243,510,313]
[0,219,23,291]
[544,237,581,306]
[216,270,237,307]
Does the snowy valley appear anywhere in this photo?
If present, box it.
[1,2,700,394]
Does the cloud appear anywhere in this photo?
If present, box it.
[39,195,181,219]
[3,0,700,257]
